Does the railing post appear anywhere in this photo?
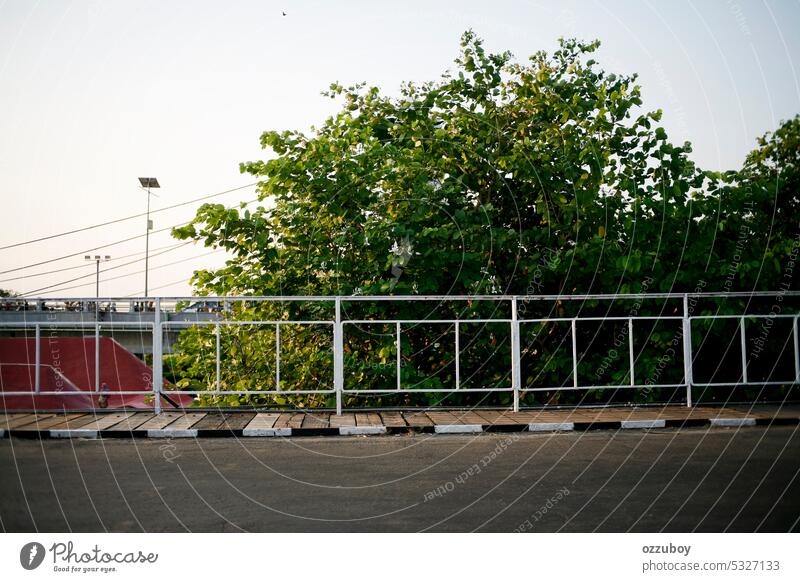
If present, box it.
[216,322,221,390]
[628,318,635,386]
[571,318,578,389]
[455,320,461,390]
[95,321,100,393]
[511,296,521,412]
[794,316,799,384]
[739,316,748,384]
[396,321,402,391]
[682,294,693,408]
[334,297,343,415]
[34,324,40,393]
[275,323,281,391]
[153,297,163,414]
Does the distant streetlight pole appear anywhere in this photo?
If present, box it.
[138,177,160,296]
[84,255,111,298]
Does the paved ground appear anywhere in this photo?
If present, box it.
[1,425,798,532]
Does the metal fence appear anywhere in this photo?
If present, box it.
[1,292,798,413]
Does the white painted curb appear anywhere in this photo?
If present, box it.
[339,426,387,436]
[710,417,756,427]
[50,429,98,439]
[528,422,574,432]
[434,424,483,434]
[621,419,666,429]
[147,429,198,438]
[242,428,292,437]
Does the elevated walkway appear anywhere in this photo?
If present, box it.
[1,404,798,439]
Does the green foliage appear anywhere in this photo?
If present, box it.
[167,32,799,407]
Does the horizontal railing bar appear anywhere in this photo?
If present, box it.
[10,291,800,302]
[162,320,333,327]
[343,388,514,393]
[0,322,154,328]
[691,314,800,320]
[693,381,798,386]
[0,391,158,396]
[343,319,513,324]
[519,316,685,323]
[167,390,334,395]
[495,384,690,391]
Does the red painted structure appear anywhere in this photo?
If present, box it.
[0,337,193,410]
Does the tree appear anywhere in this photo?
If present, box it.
[168,32,798,407]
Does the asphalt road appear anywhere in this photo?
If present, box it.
[1,426,798,532]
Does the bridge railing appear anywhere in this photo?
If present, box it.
[0,292,798,413]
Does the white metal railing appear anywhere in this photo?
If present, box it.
[0,292,797,413]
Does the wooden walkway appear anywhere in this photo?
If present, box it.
[1,405,798,438]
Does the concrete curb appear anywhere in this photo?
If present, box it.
[147,429,199,438]
[242,428,292,437]
[339,426,387,436]
[50,429,98,439]
[434,424,483,434]
[528,422,575,432]
[621,419,666,429]
[710,417,757,428]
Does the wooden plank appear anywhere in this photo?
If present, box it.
[403,412,435,427]
[3,413,54,429]
[329,413,356,427]
[193,413,226,430]
[471,410,506,424]
[500,410,580,423]
[301,413,330,429]
[78,412,139,431]
[474,411,535,424]
[286,413,305,429]
[1,414,38,429]
[244,413,280,431]
[163,413,206,430]
[355,412,382,426]
[13,413,88,431]
[449,411,488,425]
[46,414,106,430]
[733,404,800,420]
[138,412,187,431]
[218,412,256,430]
[273,413,295,429]
[425,411,462,424]
[379,412,407,427]
[101,412,158,431]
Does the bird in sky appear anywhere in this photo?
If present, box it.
[282,11,287,16]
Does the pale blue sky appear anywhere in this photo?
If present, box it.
[1,0,798,297]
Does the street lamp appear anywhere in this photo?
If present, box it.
[84,255,111,298]
[138,177,160,296]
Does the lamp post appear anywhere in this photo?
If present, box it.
[84,255,111,298]
[138,177,160,296]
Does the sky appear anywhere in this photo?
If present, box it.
[0,0,798,298]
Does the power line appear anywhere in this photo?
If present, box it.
[22,249,223,296]
[0,224,176,276]
[19,242,195,295]
[0,182,258,251]
[0,241,187,283]
[128,277,194,296]
[0,197,259,276]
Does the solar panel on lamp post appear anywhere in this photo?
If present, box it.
[137,177,160,297]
